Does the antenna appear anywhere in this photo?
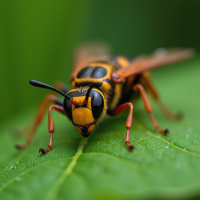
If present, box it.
[29,80,77,105]
[83,82,102,105]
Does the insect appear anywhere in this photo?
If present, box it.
[16,44,194,154]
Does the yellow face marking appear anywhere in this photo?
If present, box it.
[66,88,106,130]
[72,107,94,125]
[71,96,92,111]
[87,124,95,134]
[75,124,95,135]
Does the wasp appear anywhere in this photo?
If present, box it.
[16,44,194,154]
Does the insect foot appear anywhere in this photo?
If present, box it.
[164,129,169,135]
[39,148,46,154]
[125,141,135,151]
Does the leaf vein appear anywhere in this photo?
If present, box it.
[45,137,88,200]
[82,152,142,169]
[135,120,200,158]
[0,157,72,193]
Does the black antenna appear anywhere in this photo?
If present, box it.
[84,82,102,105]
[29,80,77,105]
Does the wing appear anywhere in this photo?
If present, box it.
[111,48,195,83]
[70,41,110,81]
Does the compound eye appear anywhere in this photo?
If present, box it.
[91,90,104,119]
[63,98,72,121]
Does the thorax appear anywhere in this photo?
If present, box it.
[71,57,139,112]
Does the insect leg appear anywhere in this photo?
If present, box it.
[15,81,68,137]
[141,73,181,119]
[133,84,169,135]
[110,103,134,150]
[16,94,63,149]
[39,105,64,154]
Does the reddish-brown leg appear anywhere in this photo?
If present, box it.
[39,105,64,154]
[16,81,68,137]
[16,94,60,149]
[141,75,181,119]
[133,84,169,135]
[110,102,135,150]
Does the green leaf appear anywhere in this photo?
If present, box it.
[0,57,200,200]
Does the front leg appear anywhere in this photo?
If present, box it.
[16,94,62,149]
[16,81,69,147]
[110,103,134,150]
[39,104,65,154]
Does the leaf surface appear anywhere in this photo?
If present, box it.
[0,58,200,200]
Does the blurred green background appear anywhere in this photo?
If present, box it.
[0,0,200,121]
[1,1,200,200]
